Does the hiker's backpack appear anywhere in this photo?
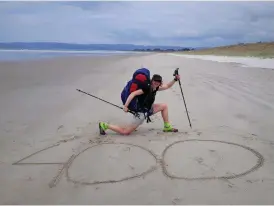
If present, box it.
[121,68,151,112]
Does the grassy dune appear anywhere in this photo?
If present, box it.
[179,42,274,58]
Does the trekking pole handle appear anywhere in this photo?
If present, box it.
[123,105,140,118]
[128,110,140,118]
[173,68,179,76]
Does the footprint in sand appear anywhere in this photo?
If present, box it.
[196,132,202,136]
[172,198,183,205]
[235,114,246,120]
[56,125,64,132]
[195,157,204,164]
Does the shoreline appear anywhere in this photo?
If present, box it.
[0,49,142,53]
[0,49,146,62]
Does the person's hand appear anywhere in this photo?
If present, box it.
[123,106,129,112]
[174,74,180,81]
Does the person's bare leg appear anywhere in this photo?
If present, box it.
[152,103,178,132]
[152,103,169,123]
[99,122,139,135]
[108,124,139,135]
[99,112,145,135]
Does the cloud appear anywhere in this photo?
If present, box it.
[0,1,274,47]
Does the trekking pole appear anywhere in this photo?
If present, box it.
[76,89,139,117]
[173,68,192,128]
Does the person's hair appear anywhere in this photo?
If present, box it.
[151,74,162,83]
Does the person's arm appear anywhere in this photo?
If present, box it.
[123,89,144,111]
[158,74,180,91]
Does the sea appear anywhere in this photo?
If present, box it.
[0,49,141,62]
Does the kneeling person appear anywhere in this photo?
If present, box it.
[99,68,179,135]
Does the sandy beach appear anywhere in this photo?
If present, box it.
[1,53,274,204]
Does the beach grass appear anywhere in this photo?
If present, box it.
[177,41,274,58]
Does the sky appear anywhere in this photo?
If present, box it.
[0,1,274,47]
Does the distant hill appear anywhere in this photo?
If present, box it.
[0,42,198,52]
[177,41,274,58]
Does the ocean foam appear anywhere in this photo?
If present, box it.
[170,54,274,69]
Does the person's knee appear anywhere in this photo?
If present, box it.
[123,131,132,135]
[121,130,133,136]
[121,126,137,135]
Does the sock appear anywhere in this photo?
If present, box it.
[164,122,171,128]
[100,122,109,130]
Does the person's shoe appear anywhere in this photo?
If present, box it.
[163,125,178,132]
[99,122,108,135]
